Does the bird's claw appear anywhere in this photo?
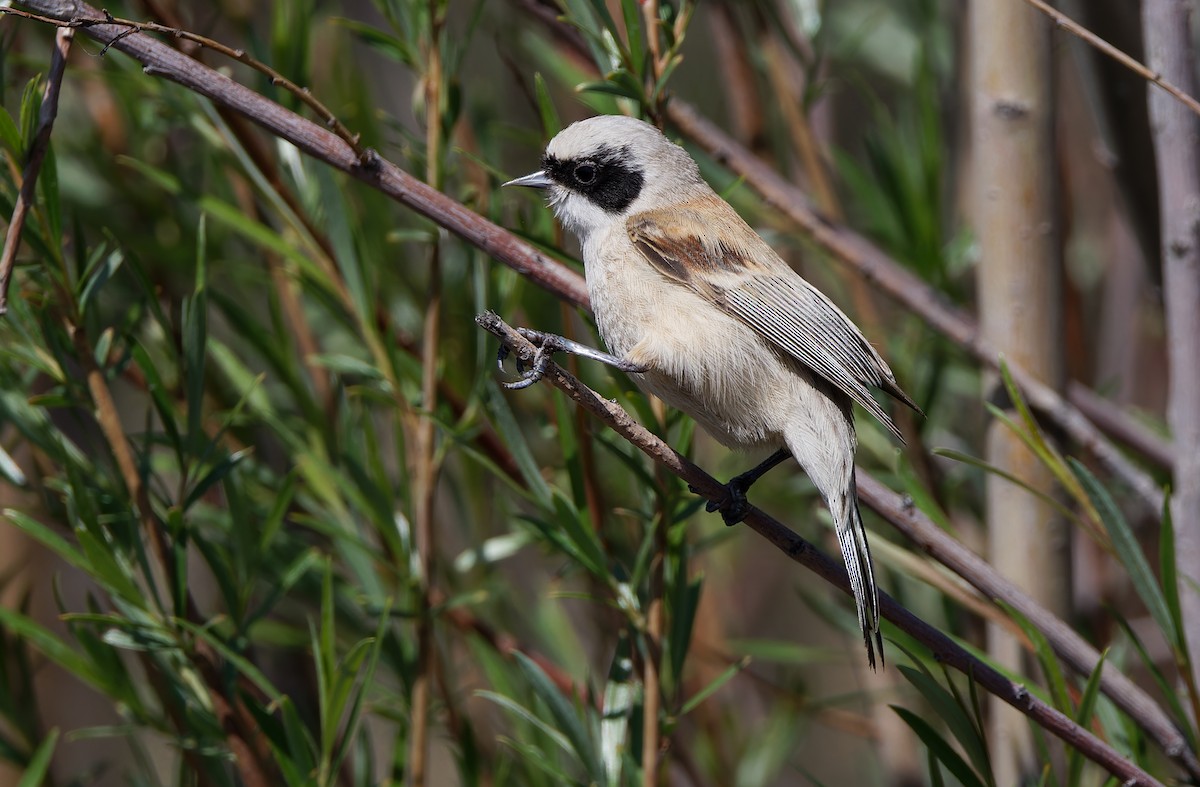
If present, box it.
[690,481,752,526]
[498,331,565,390]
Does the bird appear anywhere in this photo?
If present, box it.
[502,114,919,668]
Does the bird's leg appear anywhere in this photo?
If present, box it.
[496,328,648,390]
[696,448,793,525]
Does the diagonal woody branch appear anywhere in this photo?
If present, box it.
[475,310,1164,787]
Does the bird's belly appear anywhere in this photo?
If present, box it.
[590,266,799,452]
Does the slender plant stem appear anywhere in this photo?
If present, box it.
[0,27,71,314]
[409,5,446,785]
[642,496,667,787]
[476,311,1165,787]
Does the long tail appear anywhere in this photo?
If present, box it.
[834,472,883,669]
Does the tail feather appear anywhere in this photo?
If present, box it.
[834,474,883,669]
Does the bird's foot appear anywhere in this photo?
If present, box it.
[690,478,753,526]
[496,330,565,390]
[496,328,648,390]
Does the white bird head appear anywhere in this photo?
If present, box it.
[505,115,706,242]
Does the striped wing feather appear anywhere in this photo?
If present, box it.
[627,200,917,441]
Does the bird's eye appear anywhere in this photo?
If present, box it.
[574,162,597,185]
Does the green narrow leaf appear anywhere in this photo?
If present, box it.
[1069,459,1176,643]
[550,491,608,580]
[476,691,573,754]
[183,215,208,458]
[892,706,987,787]
[1067,649,1108,787]
[16,727,58,787]
[0,606,101,690]
[1159,497,1188,658]
[933,448,1075,520]
[679,656,748,715]
[0,105,22,160]
[533,73,561,137]
[897,665,992,783]
[619,0,646,78]
[999,603,1071,715]
[39,142,61,247]
[666,571,700,690]
[183,449,250,510]
[512,651,605,783]
[175,619,282,702]
[17,75,42,157]
[1111,612,1196,742]
[3,508,86,570]
[485,383,554,506]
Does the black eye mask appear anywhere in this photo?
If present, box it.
[542,143,645,214]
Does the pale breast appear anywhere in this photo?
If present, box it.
[583,229,805,451]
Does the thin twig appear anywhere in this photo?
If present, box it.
[1068,382,1175,469]
[408,4,447,783]
[642,497,666,787]
[1021,0,1200,119]
[475,311,1165,787]
[0,27,72,315]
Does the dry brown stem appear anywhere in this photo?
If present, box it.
[0,27,72,314]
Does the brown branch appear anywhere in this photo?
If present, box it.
[0,27,72,315]
[1068,382,1175,469]
[475,311,1165,787]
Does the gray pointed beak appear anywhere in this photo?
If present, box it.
[503,170,553,189]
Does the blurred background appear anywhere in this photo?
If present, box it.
[0,0,1193,785]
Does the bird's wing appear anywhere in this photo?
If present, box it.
[626,198,918,442]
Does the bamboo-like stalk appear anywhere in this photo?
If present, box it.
[1142,0,1200,716]
[969,0,1067,779]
